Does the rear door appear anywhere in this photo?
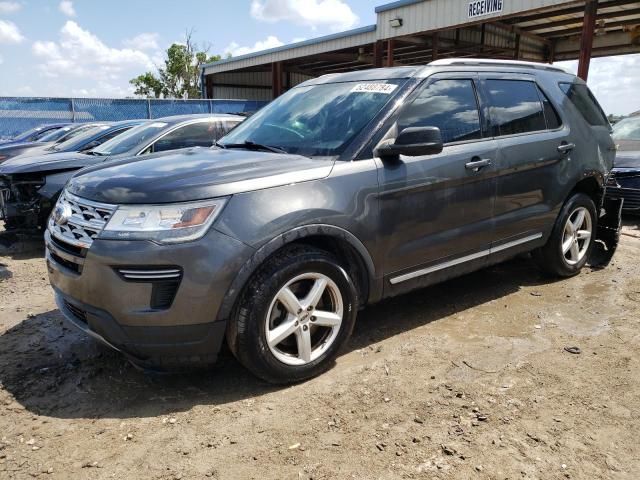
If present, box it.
[479,74,571,248]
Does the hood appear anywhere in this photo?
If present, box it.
[0,151,96,175]
[615,139,640,152]
[613,150,640,170]
[67,147,335,204]
[0,142,52,164]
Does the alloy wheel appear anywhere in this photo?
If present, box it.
[562,206,593,265]
[265,272,343,366]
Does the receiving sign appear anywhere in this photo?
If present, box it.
[468,0,504,18]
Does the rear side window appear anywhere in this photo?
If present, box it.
[397,79,482,144]
[485,79,546,136]
[559,83,609,127]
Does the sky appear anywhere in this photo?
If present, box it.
[0,0,638,115]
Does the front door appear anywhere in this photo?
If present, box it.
[376,75,498,292]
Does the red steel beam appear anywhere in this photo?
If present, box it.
[578,0,598,80]
[387,39,395,67]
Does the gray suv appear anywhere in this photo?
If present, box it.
[45,59,620,383]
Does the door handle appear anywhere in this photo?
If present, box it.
[557,143,575,154]
[465,158,492,171]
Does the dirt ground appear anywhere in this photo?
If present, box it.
[1,223,639,480]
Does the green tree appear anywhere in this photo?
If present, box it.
[130,30,222,99]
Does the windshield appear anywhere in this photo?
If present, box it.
[38,126,73,142]
[220,79,407,157]
[47,124,99,145]
[613,117,640,141]
[50,125,109,151]
[93,121,167,156]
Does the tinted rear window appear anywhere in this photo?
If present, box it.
[559,83,609,127]
[485,79,546,136]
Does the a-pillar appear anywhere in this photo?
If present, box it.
[578,0,598,81]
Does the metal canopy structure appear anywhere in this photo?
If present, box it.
[201,0,640,101]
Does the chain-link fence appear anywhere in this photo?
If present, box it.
[0,97,268,140]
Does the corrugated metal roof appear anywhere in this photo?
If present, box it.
[201,25,376,73]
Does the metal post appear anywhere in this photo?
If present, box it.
[578,0,598,81]
[271,62,283,98]
[432,33,439,61]
[146,99,152,119]
[386,39,395,67]
[514,33,521,59]
[70,98,76,123]
[373,41,384,67]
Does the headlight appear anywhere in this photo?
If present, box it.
[99,198,228,244]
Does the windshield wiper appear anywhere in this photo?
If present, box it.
[86,150,108,156]
[221,141,288,155]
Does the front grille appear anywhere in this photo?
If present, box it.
[48,191,116,249]
[50,250,82,274]
[0,188,8,220]
[606,186,640,211]
[64,300,88,324]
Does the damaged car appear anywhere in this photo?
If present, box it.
[0,114,243,231]
[605,116,640,214]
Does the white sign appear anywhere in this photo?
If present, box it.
[351,83,398,95]
[468,0,504,18]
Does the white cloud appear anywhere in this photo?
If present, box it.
[250,0,359,31]
[123,32,160,51]
[0,53,3,64]
[58,0,75,17]
[0,2,21,14]
[557,54,640,116]
[0,19,23,43]
[225,35,284,57]
[32,21,153,86]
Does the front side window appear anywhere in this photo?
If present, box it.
[559,83,609,127]
[397,79,482,144]
[485,79,546,136]
[220,79,407,157]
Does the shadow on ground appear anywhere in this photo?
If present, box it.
[0,255,558,420]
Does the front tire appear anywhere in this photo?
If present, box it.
[226,245,358,384]
[533,192,597,277]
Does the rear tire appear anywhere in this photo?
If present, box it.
[226,245,358,384]
[532,192,597,277]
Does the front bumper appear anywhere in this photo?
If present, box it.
[46,227,254,367]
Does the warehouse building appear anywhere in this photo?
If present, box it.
[201,0,640,101]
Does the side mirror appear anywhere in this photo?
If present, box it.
[375,126,444,159]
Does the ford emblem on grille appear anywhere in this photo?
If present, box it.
[52,203,72,226]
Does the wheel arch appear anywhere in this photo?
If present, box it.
[215,224,378,323]
[570,174,604,209]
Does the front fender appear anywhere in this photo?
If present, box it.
[213,223,378,322]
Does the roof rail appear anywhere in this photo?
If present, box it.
[429,58,570,74]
